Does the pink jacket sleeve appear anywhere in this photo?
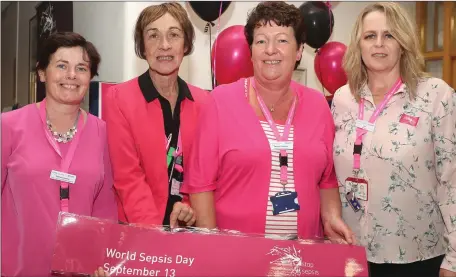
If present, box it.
[104,86,162,225]
[91,122,118,220]
[319,99,338,189]
[181,95,220,194]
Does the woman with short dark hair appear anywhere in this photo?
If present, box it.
[183,2,353,243]
[1,32,117,276]
[104,3,208,228]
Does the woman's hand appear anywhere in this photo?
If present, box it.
[93,267,109,277]
[169,202,196,228]
[440,268,456,277]
[323,216,356,245]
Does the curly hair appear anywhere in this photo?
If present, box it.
[244,2,305,69]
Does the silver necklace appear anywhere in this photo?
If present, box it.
[46,110,80,143]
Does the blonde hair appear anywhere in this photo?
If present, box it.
[343,2,427,101]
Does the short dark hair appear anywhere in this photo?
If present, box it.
[244,2,306,69]
[36,32,101,78]
[134,3,195,59]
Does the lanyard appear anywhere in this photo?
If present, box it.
[353,78,402,171]
[165,131,183,173]
[252,78,297,186]
[39,99,83,212]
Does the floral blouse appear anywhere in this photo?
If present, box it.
[331,77,456,270]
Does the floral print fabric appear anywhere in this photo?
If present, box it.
[331,77,456,270]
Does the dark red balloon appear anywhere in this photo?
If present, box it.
[314,41,347,95]
[211,25,254,85]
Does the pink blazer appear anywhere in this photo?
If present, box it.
[104,76,208,225]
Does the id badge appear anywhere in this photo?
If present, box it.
[345,177,368,201]
[270,141,293,151]
[170,178,183,198]
[50,170,76,184]
[270,191,300,215]
[345,191,361,212]
[355,119,375,132]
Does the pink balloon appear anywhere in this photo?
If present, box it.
[211,25,254,85]
[314,41,348,95]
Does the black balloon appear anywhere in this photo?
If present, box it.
[299,1,334,49]
[189,2,231,23]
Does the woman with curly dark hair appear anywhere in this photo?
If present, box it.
[181,2,353,243]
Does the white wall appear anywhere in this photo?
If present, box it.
[72,1,417,92]
[74,1,190,84]
[73,1,126,83]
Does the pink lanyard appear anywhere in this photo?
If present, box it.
[165,131,183,173]
[39,99,83,212]
[353,78,402,170]
[252,78,297,185]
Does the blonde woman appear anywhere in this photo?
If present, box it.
[331,2,456,277]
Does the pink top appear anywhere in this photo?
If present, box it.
[1,102,118,277]
[181,78,337,239]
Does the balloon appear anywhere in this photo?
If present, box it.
[211,25,254,85]
[314,41,347,95]
[189,2,231,23]
[299,2,334,49]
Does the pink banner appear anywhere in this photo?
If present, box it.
[51,213,368,277]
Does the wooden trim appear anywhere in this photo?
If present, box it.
[434,2,439,51]
[416,2,427,52]
[453,58,456,88]
[443,2,453,84]
[424,51,444,60]
[450,2,456,49]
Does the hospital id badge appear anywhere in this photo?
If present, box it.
[270,191,300,215]
[345,191,361,212]
[270,141,293,151]
[170,178,183,198]
[355,119,375,132]
[50,170,76,184]
[345,177,368,201]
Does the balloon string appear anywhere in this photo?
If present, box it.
[212,1,223,89]
[316,49,325,94]
[208,23,215,89]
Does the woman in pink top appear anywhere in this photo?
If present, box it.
[1,32,117,276]
[182,2,353,242]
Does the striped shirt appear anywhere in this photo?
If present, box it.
[260,121,298,238]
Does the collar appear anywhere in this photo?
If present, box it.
[138,70,194,103]
[360,82,407,104]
